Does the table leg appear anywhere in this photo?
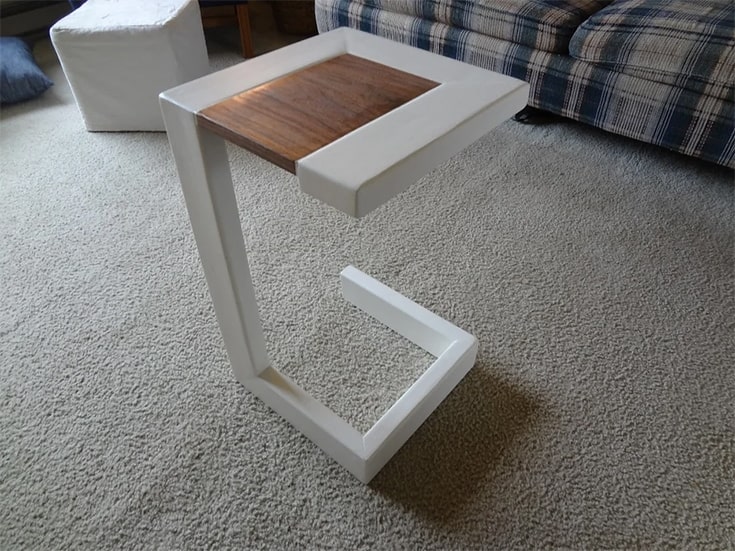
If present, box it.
[161,102,269,383]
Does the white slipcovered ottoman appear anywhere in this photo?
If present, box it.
[50,0,209,131]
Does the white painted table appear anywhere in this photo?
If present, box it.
[160,28,529,483]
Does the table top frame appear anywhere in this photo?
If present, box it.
[161,27,529,217]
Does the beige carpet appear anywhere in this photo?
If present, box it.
[1,37,733,550]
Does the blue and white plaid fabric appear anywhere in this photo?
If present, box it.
[316,0,735,168]
[571,0,734,96]
[334,0,615,53]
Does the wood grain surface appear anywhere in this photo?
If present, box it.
[196,54,439,173]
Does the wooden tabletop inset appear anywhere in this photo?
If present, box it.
[196,54,439,173]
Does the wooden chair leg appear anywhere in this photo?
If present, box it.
[235,3,254,58]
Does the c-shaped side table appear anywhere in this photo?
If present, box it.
[160,28,528,483]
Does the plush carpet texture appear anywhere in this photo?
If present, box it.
[1,39,733,550]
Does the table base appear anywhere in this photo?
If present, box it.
[246,265,477,483]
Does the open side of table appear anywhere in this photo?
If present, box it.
[160,28,528,483]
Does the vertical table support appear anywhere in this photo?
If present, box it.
[160,101,270,383]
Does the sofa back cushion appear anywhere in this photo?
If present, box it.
[355,0,614,53]
[569,0,734,98]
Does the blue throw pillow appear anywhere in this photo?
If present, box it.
[0,37,53,104]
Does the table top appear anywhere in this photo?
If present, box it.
[161,28,529,217]
[198,54,439,174]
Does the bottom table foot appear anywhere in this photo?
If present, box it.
[244,266,478,483]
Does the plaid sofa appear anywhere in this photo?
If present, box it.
[315,0,735,168]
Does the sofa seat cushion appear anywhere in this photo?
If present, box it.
[569,0,734,97]
[344,0,614,53]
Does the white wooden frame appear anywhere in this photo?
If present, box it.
[160,28,528,482]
